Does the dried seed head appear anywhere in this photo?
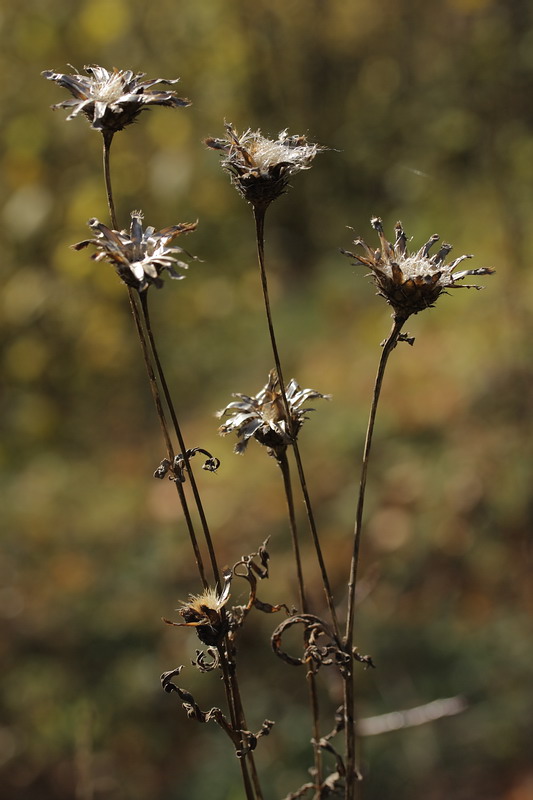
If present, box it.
[206,123,322,209]
[341,217,494,322]
[216,370,330,458]
[166,574,232,647]
[72,211,197,292]
[42,65,190,134]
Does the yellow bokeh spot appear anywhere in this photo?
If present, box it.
[4,336,48,382]
[78,0,129,44]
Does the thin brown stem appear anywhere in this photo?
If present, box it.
[139,292,221,588]
[102,131,118,229]
[99,127,256,798]
[127,288,208,588]
[137,296,266,797]
[127,289,174,462]
[253,206,341,643]
[100,133,210,589]
[277,451,307,611]
[174,479,208,590]
[217,647,256,800]
[218,642,264,800]
[343,316,405,800]
[278,451,323,797]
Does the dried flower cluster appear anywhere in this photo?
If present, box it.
[341,217,494,321]
[42,65,190,133]
[217,370,330,457]
[206,123,322,208]
[72,212,197,291]
[43,59,495,800]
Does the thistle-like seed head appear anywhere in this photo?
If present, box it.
[72,211,197,292]
[341,217,494,322]
[205,123,322,209]
[176,576,232,646]
[42,65,190,134]
[216,370,330,458]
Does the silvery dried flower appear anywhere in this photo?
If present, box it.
[72,211,197,291]
[341,217,494,322]
[217,370,330,458]
[42,65,190,134]
[205,123,322,209]
[163,572,232,646]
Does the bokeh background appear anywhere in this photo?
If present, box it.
[2,0,533,798]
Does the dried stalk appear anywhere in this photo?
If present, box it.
[343,317,405,800]
[253,206,341,644]
[101,134,263,798]
[278,451,323,796]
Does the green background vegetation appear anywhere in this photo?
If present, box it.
[2,0,533,798]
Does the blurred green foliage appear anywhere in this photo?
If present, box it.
[2,0,533,798]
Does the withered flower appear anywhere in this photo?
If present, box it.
[205,123,322,209]
[164,572,232,646]
[72,211,197,291]
[341,217,494,322]
[42,65,190,133]
[217,370,330,457]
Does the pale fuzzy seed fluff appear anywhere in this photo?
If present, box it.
[91,72,128,103]
[183,588,225,613]
[242,130,318,173]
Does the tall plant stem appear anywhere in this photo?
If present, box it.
[343,317,405,800]
[129,290,209,589]
[253,207,341,643]
[137,290,258,798]
[139,292,221,588]
[278,451,323,797]
[217,647,257,800]
[100,134,209,589]
[102,132,118,229]
[100,130,258,800]
[136,296,262,800]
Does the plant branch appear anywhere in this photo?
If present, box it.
[253,206,341,643]
[343,315,406,800]
[102,131,118,229]
[139,292,221,588]
[278,451,323,795]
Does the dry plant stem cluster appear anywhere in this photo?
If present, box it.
[343,317,406,798]
[253,207,335,795]
[55,71,262,799]
[45,66,493,800]
[103,140,262,800]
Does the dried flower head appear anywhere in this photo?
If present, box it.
[42,65,190,134]
[205,123,322,209]
[164,573,232,646]
[217,370,330,457]
[72,211,197,291]
[341,217,494,322]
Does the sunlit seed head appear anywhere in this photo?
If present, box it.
[341,218,494,321]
